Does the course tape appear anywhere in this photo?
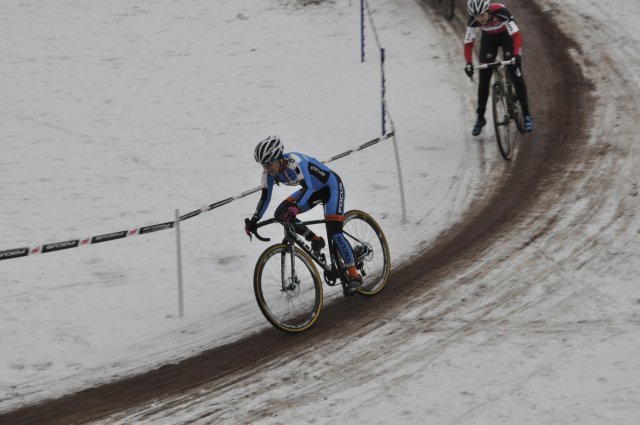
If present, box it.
[0,132,394,261]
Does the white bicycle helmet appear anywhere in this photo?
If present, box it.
[254,135,284,164]
[467,0,490,16]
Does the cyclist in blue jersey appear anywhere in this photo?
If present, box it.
[244,135,362,296]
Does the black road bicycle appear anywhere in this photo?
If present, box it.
[474,58,525,160]
[247,210,390,333]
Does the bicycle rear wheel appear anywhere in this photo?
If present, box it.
[254,244,322,333]
[492,83,514,161]
[343,210,390,296]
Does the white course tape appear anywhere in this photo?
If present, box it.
[0,133,394,261]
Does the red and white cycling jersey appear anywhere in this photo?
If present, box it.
[464,3,522,63]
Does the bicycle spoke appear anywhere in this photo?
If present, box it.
[254,246,322,332]
[343,211,390,296]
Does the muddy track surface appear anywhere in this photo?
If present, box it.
[1,1,595,424]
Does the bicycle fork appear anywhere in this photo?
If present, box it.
[280,243,299,292]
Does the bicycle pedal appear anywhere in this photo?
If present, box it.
[342,283,358,297]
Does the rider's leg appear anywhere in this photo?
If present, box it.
[323,174,361,294]
[273,194,317,240]
[325,219,354,266]
[274,190,330,249]
[501,35,532,118]
[477,66,493,117]
[473,68,492,135]
[302,188,330,253]
[473,35,499,135]
[509,65,531,117]
[326,218,360,295]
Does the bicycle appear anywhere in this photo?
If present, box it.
[247,210,390,333]
[474,58,525,160]
[437,0,455,20]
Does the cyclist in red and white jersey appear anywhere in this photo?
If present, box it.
[463,0,533,136]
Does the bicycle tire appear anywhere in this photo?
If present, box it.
[254,244,323,333]
[343,210,391,296]
[492,83,514,161]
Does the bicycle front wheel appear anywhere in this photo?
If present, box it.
[492,83,514,161]
[254,244,323,333]
[343,210,391,296]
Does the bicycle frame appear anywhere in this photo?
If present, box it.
[475,58,521,117]
[251,210,389,332]
[252,218,371,287]
[475,58,514,96]
[473,58,524,160]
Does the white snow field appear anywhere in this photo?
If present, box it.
[2,0,640,423]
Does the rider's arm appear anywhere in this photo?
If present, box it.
[290,155,317,210]
[511,29,522,56]
[495,7,523,56]
[253,171,274,220]
[463,20,478,63]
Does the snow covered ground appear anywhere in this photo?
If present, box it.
[0,0,485,411]
[2,0,640,423]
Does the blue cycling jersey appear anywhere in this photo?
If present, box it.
[253,152,336,220]
[251,151,356,268]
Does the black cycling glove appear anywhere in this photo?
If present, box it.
[464,63,474,79]
[244,216,258,236]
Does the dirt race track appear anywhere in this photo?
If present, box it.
[5,0,638,422]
